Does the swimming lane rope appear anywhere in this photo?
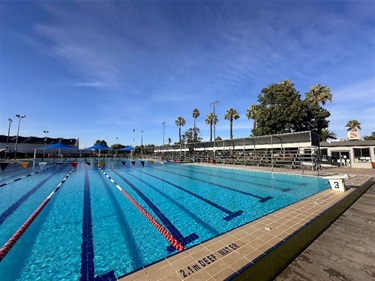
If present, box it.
[0,168,75,262]
[99,168,185,252]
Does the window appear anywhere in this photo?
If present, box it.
[353,148,370,162]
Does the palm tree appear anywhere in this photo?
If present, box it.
[205,113,218,142]
[224,108,240,139]
[246,104,258,132]
[345,120,361,132]
[192,108,200,141]
[175,117,186,143]
[320,129,337,142]
[305,84,332,107]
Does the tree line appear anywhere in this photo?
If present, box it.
[94,79,372,150]
[174,80,367,144]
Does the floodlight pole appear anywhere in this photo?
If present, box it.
[162,121,166,157]
[43,130,49,158]
[132,129,135,158]
[14,114,26,160]
[116,136,118,157]
[141,131,144,158]
[4,118,13,160]
[210,101,219,159]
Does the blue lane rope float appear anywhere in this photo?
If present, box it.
[0,168,75,262]
[99,168,185,252]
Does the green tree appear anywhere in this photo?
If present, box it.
[205,113,218,141]
[246,104,259,133]
[252,80,309,136]
[345,120,361,132]
[94,139,109,155]
[95,139,108,146]
[184,127,202,155]
[167,138,172,145]
[320,129,337,142]
[192,108,200,140]
[251,80,332,137]
[224,108,240,139]
[363,132,375,140]
[175,116,186,143]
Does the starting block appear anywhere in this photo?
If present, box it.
[322,174,349,192]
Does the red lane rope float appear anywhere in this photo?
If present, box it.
[99,168,185,252]
[0,168,75,262]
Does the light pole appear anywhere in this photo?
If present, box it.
[4,118,13,159]
[116,137,118,157]
[210,101,219,160]
[43,130,49,158]
[141,130,144,158]
[14,114,26,160]
[162,121,166,157]
[132,129,135,158]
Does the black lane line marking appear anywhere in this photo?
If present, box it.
[80,166,95,281]
[110,169,198,251]
[164,165,293,192]
[131,168,243,221]
[0,168,64,226]
[152,167,272,203]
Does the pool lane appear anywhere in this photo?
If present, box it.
[80,166,95,281]
[81,166,117,281]
[164,164,295,192]
[0,165,55,187]
[113,168,221,238]
[170,164,307,187]
[99,168,186,253]
[110,169,198,251]
[0,167,65,227]
[130,168,243,221]
[150,166,272,202]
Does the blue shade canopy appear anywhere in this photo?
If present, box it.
[39,142,76,149]
[119,146,134,151]
[84,144,111,150]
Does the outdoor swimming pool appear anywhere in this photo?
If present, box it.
[0,160,329,280]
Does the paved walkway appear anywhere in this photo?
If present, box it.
[275,178,375,281]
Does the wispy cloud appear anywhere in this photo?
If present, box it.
[2,1,373,146]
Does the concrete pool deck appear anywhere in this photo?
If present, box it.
[119,165,375,281]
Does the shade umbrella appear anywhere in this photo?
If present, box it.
[84,144,111,157]
[119,146,134,151]
[38,142,77,158]
[40,143,76,150]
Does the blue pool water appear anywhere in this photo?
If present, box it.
[0,160,329,280]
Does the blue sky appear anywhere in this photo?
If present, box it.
[1,0,374,148]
